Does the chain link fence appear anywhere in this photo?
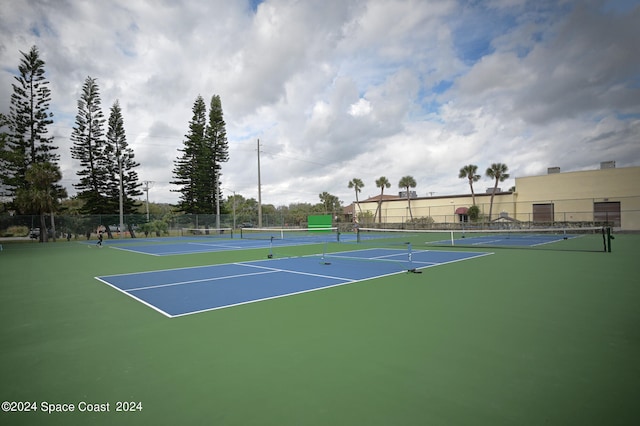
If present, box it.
[0,212,354,240]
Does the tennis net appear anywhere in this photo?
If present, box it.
[240,227,340,243]
[181,227,234,238]
[356,226,613,252]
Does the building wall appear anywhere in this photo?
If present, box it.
[358,192,516,225]
[514,167,638,200]
[513,166,640,229]
[356,166,640,230]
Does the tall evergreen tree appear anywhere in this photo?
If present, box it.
[0,113,8,160]
[0,114,10,196]
[172,95,208,213]
[104,100,142,214]
[71,76,108,214]
[172,95,229,214]
[1,45,59,196]
[204,95,229,211]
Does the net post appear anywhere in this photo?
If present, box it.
[267,236,274,258]
[406,242,421,273]
[607,227,613,253]
[356,227,361,243]
[320,242,331,265]
[450,230,454,246]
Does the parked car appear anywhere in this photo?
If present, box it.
[29,228,40,239]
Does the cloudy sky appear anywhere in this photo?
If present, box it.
[1,0,639,206]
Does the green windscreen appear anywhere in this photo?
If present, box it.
[308,215,332,229]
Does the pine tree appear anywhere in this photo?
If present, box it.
[172,94,230,214]
[204,95,229,211]
[71,76,108,214]
[0,113,9,158]
[0,114,10,196]
[1,45,59,196]
[104,100,142,214]
[172,96,208,213]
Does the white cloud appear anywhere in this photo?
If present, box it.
[1,0,639,207]
[349,98,372,117]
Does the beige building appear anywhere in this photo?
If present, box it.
[356,164,640,231]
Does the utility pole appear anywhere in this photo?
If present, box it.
[215,171,221,230]
[257,138,262,227]
[142,181,154,222]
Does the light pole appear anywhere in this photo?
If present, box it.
[117,148,124,239]
[143,181,153,222]
[215,171,221,230]
[257,139,262,227]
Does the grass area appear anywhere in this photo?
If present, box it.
[0,235,639,425]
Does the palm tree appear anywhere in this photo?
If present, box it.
[374,176,391,224]
[458,164,480,205]
[348,178,365,215]
[15,162,66,242]
[399,175,417,221]
[485,163,509,222]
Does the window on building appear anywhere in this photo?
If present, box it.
[533,203,554,224]
[594,202,621,226]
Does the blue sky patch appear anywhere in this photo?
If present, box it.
[249,0,263,13]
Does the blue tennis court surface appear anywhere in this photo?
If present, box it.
[91,233,356,256]
[428,233,582,247]
[96,248,492,318]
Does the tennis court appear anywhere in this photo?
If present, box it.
[97,248,491,317]
[357,226,612,252]
[87,227,354,256]
[1,231,638,426]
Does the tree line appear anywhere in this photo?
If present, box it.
[0,45,231,241]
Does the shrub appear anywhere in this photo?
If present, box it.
[467,205,480,222]
[1,226,29,237]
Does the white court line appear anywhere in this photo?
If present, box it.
[94,276,173,318]
[188,242,246,249]
[170,252,495,318]
[236,262,356,282]
[110,246,164,256]
[127,269,280,292]
[97,249,494,318]
[170,279,356,318]
[328,253,411,262]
